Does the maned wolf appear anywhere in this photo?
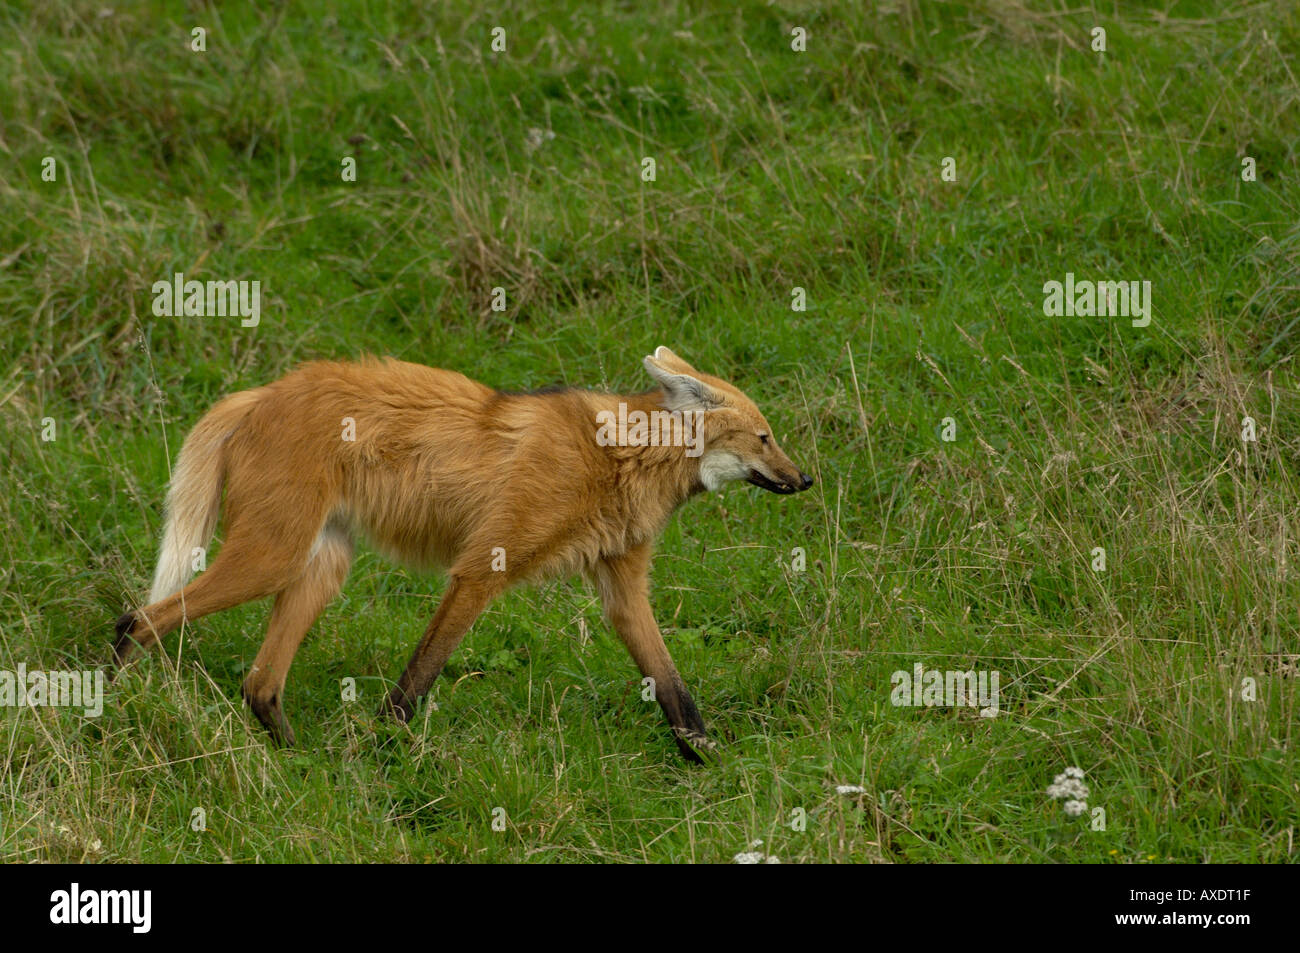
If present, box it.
[114,347,814,762]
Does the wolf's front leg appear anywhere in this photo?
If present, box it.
[593,544,716,764]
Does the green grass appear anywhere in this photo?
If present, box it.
[1,0,1298,863]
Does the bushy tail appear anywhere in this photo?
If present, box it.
[148,389,263,602]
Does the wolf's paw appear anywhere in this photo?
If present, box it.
[673,726,720,764]
[378,691,413,724]
[111,611,140,668]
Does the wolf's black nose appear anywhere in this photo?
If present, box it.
[799,472,814,490]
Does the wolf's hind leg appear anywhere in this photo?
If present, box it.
[113,496,327,668]
[241,528,353,746]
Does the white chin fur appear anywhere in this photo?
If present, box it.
[699,450,751,491]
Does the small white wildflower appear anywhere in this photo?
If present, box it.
[1063,800,1087,817]
[836,784,867,795]
[734,841,781,864]
[524,127,556,154]
[1047,773,1090,801]
[1064,766,1085,779]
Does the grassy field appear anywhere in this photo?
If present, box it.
[1,0,1297,863]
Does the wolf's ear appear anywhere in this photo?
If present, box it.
[649,345,702,375]
[644,353,722,411]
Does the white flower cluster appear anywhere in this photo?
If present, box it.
[1046,766,1089,817]
[524,127,556,154]
[733,839,781,864]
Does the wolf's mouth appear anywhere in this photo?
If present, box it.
[746,469,798,494]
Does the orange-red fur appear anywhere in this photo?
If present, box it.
[114,347,812,761]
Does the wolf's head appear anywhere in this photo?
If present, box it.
[644,346,814,495]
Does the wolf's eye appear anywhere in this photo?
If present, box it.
[758,433,770,445]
